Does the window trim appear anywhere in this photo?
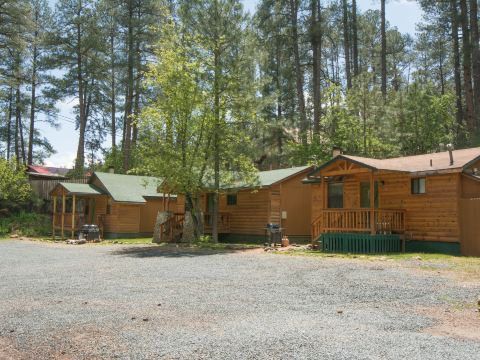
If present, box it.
[411,177,426,195]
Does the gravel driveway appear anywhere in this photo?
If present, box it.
[0,240,479,360]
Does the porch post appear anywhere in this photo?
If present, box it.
[61,193,66,240]
[52,195,56,240]
[167,193,171,212]
[320,175,325,234]
[370,170,375,235]
[71,195,76,239]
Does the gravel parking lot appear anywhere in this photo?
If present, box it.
[1,240,479,360]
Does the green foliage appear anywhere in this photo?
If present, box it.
[394,83,457,154]
[0,211,50,237]
[0,158,32,207]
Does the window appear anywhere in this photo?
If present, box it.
[328,182,344,208]
[227,194,237,206]
[411,178,426,194]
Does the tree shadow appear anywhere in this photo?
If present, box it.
[109,245,258,258]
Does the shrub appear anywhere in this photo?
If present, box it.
[0,212,51,238]
[0,158,32,210]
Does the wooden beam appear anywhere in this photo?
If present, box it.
[370,171,375,235]
[321,168,371,176]
[71,195,76,239]
[52,195,56,240]
[61,193,66,240]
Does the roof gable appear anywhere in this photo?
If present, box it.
[310,147,480,176]
[50,183,104,196]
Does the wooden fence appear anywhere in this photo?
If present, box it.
[459,198,480,256]
[29,177,89,201]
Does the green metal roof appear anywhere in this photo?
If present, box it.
[92,172,168,203]
[222,166,312,190]
[257,166,311,186]
[58,183,104,196]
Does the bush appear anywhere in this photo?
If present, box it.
[0,212,51,238]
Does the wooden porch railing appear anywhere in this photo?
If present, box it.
[204,212,231,234]
[312,209,406,241]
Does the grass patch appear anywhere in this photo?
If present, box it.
[0,212,51,238]
[277,249,480,279]
[102,238,153,245]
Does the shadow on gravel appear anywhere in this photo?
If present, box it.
[109,246,252,258]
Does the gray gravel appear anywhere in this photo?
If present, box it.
[0,240,479,360]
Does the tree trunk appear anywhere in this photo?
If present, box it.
[18,104,26,165]
[75,13,87,173]
[132,42,141,148]
[212,48,220,243]
[14,85,21,165]
[289,0,308,144]
[469,0,480,130]
[451,0,464,133]
[380,0,387,100]
[311,0,322,135]
[352,0,359,76]
[6,87,13,160]
[459,0,475,133]
[28,8,39,166]
[342,0,352,89]
[123,0,134,172]
[110,30,116,150]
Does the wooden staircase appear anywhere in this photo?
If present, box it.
[159,213,185,243]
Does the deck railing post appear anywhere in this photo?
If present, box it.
[71,195,76,239]
[52,195,56,240]
[61,193,66,240]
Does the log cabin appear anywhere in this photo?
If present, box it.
[304,147,480,256]
[50,171,184,239]
[201,166,313,243]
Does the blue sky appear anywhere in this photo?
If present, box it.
[40,0,423,167]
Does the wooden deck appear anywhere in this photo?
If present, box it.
[312,209,406,241]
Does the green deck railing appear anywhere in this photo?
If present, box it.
[320,233,402,254]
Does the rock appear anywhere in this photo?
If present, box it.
[413,256,422,260]
[337,310,343,314]
[142,318,149,322]
[181,211,195,243]
[157,303,162,307]
[131,317,136,320]
[9,329,14,333]
[10,234,19,238]
[152,211,173,243]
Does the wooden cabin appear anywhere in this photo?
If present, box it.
[304,147,480,256]
[50,172,184,239]
[201,166,313,243]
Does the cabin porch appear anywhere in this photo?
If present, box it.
[50,183,107,240]
[307,156,407,253]
[51,195,105,240]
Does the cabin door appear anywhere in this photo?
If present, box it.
[360,182,379,208]
[206,193,215,225]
